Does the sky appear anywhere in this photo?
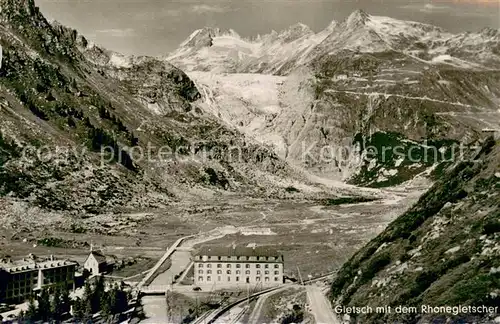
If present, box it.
[36,0,500,56]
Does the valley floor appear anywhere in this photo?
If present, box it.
[1,186,423,274]
[1,184,424,322]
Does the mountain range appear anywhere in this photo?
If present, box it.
[168,10,500,74]
[167,10,500,186]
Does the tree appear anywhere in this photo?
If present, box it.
[25,298,38,321]
[83,297,93,322]
[16,310,25,322]
[281,304,304,324]
[99,283,130,322]
[135,297,146,320]
[38,288,51,321]
[51,288,64,320]
[92,275,105,313]
[98,105,111,120]
[71,78,78,90]
[100,287,112,320]
[67,116,76,128]
[82,282,94,320]
[61,288,71,315]
[114,286,129,314]
[82,281,93,304]
[130,134,139,146]
[72,297,85,321]
[51,288,61,319]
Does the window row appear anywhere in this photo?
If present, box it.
[198,269,280,275]
[198,256,278,261]
[198,263,280,269]
[7,280,37,289]
[197,276,281,282]
[6,287,32,297]
[8,273,38,281]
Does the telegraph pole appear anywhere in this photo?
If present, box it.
[165,288,169,318]
[297,266,304,286]
[196,295,199,317]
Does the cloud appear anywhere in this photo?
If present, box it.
[402,1,497,18]
[401,3,450,13]
[133,8,183,20]
[446,0,499,5]
[96,28,136,37]
[160,9,184,17]
[422,3,450,11]
[134,4,230,20]
[189,4,229,14]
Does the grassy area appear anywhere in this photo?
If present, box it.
[109,257,157,278]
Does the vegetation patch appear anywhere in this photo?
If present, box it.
[281,304,304,324]
[349,131,460,188]
[321,196,378,206]
[36,237,90,249]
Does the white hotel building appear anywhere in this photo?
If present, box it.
[192,246,284,289]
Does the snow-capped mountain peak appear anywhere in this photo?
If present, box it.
[167,10,500,73]
[277,22,314,42]
[179,27,241,49]
[480,27,500,38]
[346,9,370,27]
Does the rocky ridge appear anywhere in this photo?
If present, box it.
[0,0,317,217]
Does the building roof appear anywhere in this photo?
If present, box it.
[88,251,107,265]
[193,246,282,258]
[0,256,77,274]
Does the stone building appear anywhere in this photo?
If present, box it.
[192,246,284,289]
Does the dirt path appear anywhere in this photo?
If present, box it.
[306,285,340,324]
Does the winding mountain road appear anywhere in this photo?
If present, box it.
[307,285,340,324]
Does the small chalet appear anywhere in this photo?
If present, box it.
[84,250,108,275]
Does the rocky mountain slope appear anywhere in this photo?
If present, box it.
[0,0,315,216]
[168,10,500,187]
[329,136,500,323]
